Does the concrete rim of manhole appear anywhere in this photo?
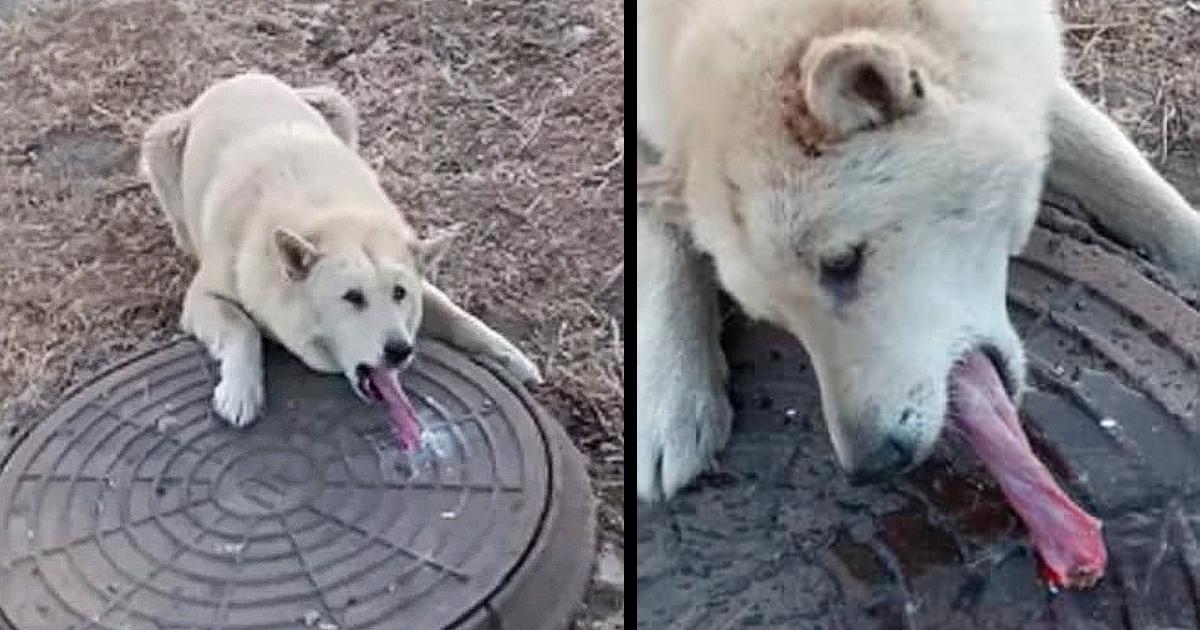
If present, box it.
[0,338,595,630]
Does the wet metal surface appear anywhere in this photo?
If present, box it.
[637,198,1200,629]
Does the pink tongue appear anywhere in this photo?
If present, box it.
[368,368,422,451]
[950,351,1107,590]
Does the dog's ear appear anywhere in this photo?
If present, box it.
[415,229,456,274]
[295,85,359,149]
[139,108,191,219]
[273,227,320,281]
[795,30,926,144]
[637,154,689,225]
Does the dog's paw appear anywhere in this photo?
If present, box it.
[495,348,544,385]
[636,381,733,503]
[212,368,264,428]
[1181,261,1200,291]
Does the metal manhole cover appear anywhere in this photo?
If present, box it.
[637,196,1200,629]
[0,339,594,630]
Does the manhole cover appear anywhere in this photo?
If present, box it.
[637,196,1200,629]
[0,339,594,630]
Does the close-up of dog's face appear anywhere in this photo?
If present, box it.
[667,28,1057,482]
[273,226,432,400]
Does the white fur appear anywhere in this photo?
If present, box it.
[142,73,542,427]
[638,0,1200,501]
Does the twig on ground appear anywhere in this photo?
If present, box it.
[598,262,623,295]
[1062,21,1134,32]
[98,181,149,200]
[609,316,621,366]
[521,193,544,217]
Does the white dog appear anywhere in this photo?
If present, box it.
[638,0,1200,500]
[141,73,541,434]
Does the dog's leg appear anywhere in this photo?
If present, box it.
[419,281,543,384]
[140,108,196,257]
[181,272,265,427]
[636,210,732,502]
[636,1,731,501]
[1047,81,1200,287]
[296,86,359,150]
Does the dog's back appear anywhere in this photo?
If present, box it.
[182,74,330,196]
[181,74,353,252]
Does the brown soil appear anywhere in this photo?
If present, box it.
[1060,0,1200,202]
[0,0,623,627]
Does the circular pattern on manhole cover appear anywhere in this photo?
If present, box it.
[0,339,594,630]
[637,197,1200,629]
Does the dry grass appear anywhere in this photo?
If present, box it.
[0,0,623,626]
[1060,0,1200,168]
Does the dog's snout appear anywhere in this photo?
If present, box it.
[845,435,918,486]
[383,339,413,367]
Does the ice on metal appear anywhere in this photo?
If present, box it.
[217,542,246,555]
[392,423,464,477]
[156,413,185,433]
[419,421,460,459]
[379,403,469,480]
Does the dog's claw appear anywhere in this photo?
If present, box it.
[637,383,732,502]
[498,350,543,385]
[212,374,264,428]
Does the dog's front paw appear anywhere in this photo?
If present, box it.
[1182,260,1200,291]
[495,348,544,385]
[636,376,732,503]
[1157,220,1200,291]
[212,366,264,428]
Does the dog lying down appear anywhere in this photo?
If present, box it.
[630,0,1200,587]
[641,163,1106,590]
[140,73,542,449]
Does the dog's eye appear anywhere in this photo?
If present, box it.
[819,244,866,283]
[393,285,407,302]
[342,288,366,308]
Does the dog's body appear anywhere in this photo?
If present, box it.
[638,0,1200,500]
[141,73,541,427]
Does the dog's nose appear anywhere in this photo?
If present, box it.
[845,435,918,486]
[383,340,413,367]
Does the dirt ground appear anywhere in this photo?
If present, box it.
[0,0,623,627]
[1061,0,1200,202]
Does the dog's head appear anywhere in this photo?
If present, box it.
[271,221,451,400]
[662,25,1059,482]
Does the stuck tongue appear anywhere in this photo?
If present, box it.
[949,351,1107,590]
[368,368,423,451]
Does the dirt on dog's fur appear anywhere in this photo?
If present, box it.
[0,0,623,626]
